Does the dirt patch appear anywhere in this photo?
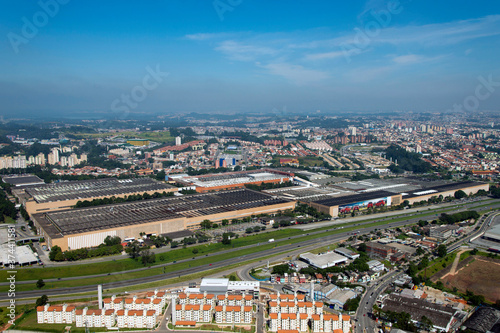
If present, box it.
[440,256,500,303]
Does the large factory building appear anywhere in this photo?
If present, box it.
[305,190,402,218]
[31,188,294,251]
[170,169,294,193]
[13,177,177,216]
[402,181,489,204]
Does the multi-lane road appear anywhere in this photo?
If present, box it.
[355,270,403,333]
[2,198,499,304]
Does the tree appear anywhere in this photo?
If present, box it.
[200,219,212,229]
[222,233,232,245]
[36,279,45,289]
[170,241,179,248]
[49,245,63,261]
[126,241,142,259]
[437,244,447,258]
[416,247,425,256]
[36,295,49,307]
[103,235,121,246]
[343,297,360,311]
[454,190,467,199]
[358,243,367,252]
[272,264,292,275]
[140,250,155,266]
[221,219,229,226]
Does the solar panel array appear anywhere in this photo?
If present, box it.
[25,178,173,203]
[45,189,290,235]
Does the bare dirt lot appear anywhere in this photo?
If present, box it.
[440,256,500,303]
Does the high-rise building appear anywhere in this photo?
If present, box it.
[175,136,182,146]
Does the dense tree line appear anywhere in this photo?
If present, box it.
[439,210,479,224]
[74,191,173,208]
[0,180,17,222]
[385,144,433,173]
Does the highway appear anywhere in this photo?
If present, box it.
[2,198,499,303]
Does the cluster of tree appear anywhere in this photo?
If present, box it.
[148,235,171,248]
[351,173,380,181]
[0,184,17,222]
[385,144,433,173]
[199,219,230,230]
[272,219,293,228]
[186,167,230,176]
[464,289,486,306]
[343,296,361,311]
[491,185,500,198]
[439,210,479,224]
[245,226,266,234]
[245,180,294,191]
[49,236,123,261]
[379,310,417,332]
[222,232,237,245]
[126,241,156,265]
[272,264,294,275]
[74,191,173,208]
[294,203,331,220]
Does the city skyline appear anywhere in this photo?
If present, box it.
[1,0,500,117]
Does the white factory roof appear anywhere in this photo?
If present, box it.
[300,251,348,269]
[0,244,39,266]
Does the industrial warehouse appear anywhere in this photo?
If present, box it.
[13,177,177,215]
[31,188,294,251]
[266,179,488,218]
[11,170,489,251]
[169,169,294,193]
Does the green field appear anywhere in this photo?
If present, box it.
[421,252,457,279]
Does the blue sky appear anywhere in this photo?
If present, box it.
[1,0,500,117]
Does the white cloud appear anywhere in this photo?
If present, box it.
[184,33,226,41]
[259,62,329,84]
[392,54,423,64]
[304,51,346,61]
[391,54,447,65]
[215,40,277,61]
